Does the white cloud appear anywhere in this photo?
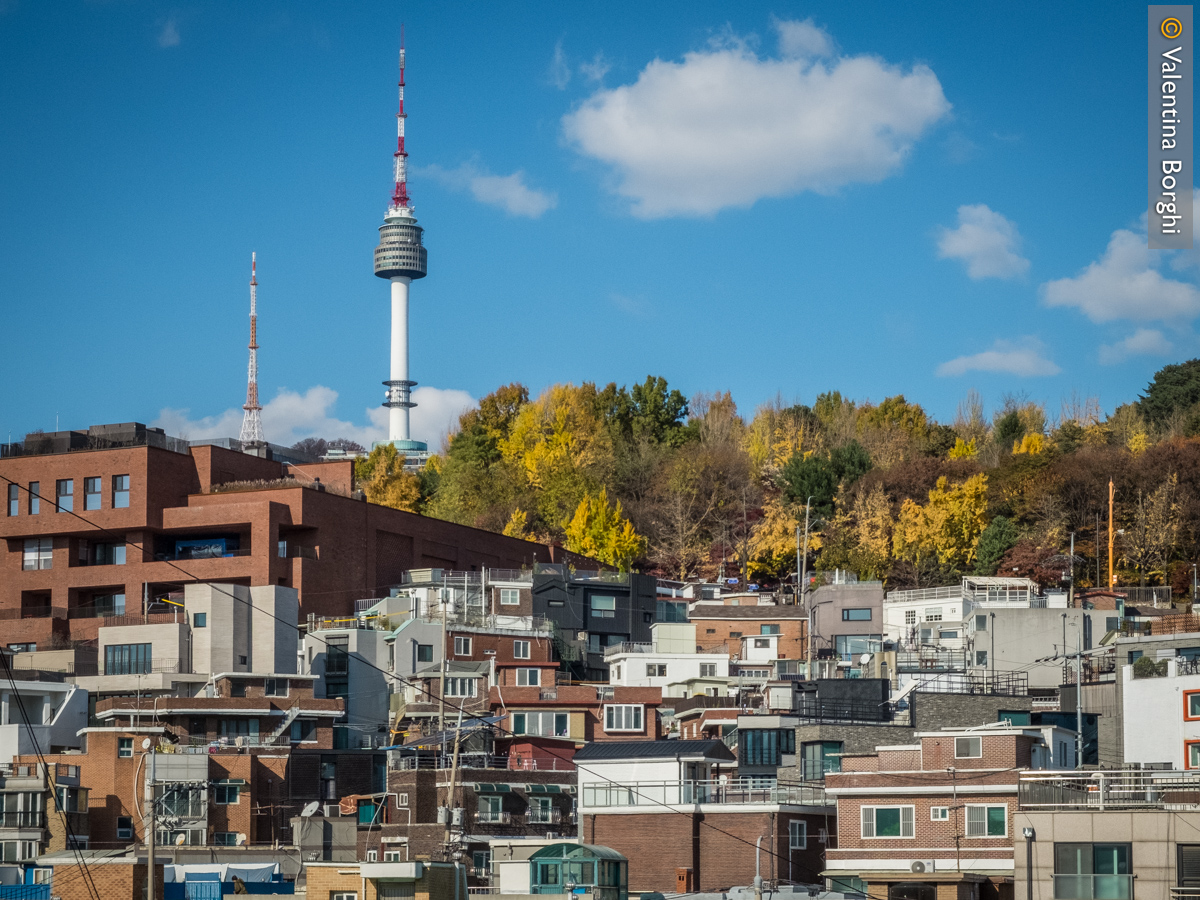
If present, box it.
[561,18,949,218]
[937,338,1060,377]
[580,52,611,83]
[153,385,475,453]
[421,162,556,218]
[1098,328,1174,365]
[936,204,1029,279]
[548,40,571,90]
[157,16,180,48]
[1042,228,1200,322]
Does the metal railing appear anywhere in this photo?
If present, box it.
[0,608,67,621]
[476,810,511,825]
[581,778,827,808]
[1020,769,1200,810]
[486,569,534,584]
[794,699,894,724]
[909,670,1029,696]
[896,649,971,671]
[0,811,45,828]
[526,807,562,825]
[885,585,963,604]
[1052,874,1132,899]
[101,657,187,676]
[1117,586,1173,607]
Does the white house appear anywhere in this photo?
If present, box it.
[605,624,730,698]
[1122,658,1200,768]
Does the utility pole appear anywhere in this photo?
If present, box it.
[801,498,812,677]
[795,525,801,607]
[144,746,156,900]
[1075,630,1083,769]
[1096,512,1101,589]
[1108,479,1115,589]
[989,612,996,691]
[439,574,448,747]
[1068,532,1076,608]
[443,705,464,859]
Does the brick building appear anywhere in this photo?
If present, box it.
[690,604,809,667]
[824,723,1075,899]
[0,424,583,645]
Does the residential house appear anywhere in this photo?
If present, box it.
[605,623,730,698]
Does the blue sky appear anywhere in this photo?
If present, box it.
[1,1,1195,449]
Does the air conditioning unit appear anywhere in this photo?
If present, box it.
[910,860,935,874]
[322,804,341,817]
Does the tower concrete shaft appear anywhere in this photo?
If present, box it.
[239,252,265,445]
[373,36,428,450]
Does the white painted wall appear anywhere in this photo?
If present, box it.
[1122,661,1200,767]
[607,653,728,692]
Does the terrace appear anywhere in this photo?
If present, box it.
[580,777,828,809]
[1019,769,1200,810]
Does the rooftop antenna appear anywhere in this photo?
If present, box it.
[239,253,265,445]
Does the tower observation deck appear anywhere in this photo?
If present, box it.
[372,37,429,462]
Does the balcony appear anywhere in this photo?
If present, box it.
[0,811,45,829]
[896,649,970,672]
[527,807,562,825]
[476,810,511,825]
[1053,874,1133,899]
[580,778,827,809]
[1020,769,1200,810]
[101,657,188,676]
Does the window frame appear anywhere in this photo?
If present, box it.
[924,607,943,622]
[964,803,1007,838]
[116,816,133,840]
[6,484,17,518]
[499,588,520,606]
[55,479,73,513]
[603,704,644,733]
[213,780,244,806]
[265,677,288,698]
[444,677,477,698]
[842,608,872,621]
[453,636,472,656]
[590,596,617,618]
[193,613,207,628]
[416,643,433,663]
[699,663,717,677]
[955,736,983,759]
[112,474,130,509]
[789,820,807,850]
[515,668,541,687]
[931,806,949,821]
[28,482,39,515]
[118,738,133,759]
[84,477,102,511]
[1185,690,1200,721]
[513,640,531,660]
[1187,740,1200,770]
[860,804,915,839]
[22,538,52,571]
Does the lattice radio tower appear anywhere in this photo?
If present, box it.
[239,252,265,445]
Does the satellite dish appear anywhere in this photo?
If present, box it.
[301,801,320,818]
[860,654,872,665]
[141,738,152,750]
[236,833,247,846]
[175,834,186,846]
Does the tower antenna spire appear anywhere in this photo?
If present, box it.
[391,24,410,210]
[239,252,265,445]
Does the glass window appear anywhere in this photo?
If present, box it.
[1189,742,1200,769]
[84,477,101,510]
[940,630,959,640]
[116,816,133,839]
[754,638,771,648]
[965,804,1006,837]
[265,678,287,697]
[94,542,126,565]
[761,624,781,634]
[290,719,316,743]
[513,640,530,659]
[516,668,541,686]
[28,483,39,515]
[741,728,795,767]
[800,740,842,780]
[955,737,982,758]
[212,832,238,846]
[112,475,130,508]
[55,479,72,513]
[499,588,520,606]
[604,704,644,732]
[842,609,872,621]
[789,820,807,849]
[1054,842,1131,900]
[905,610,916,625]
[22,538,52,571]
[975,614,988,632]
[118,738,133,758]
[924,608,943,621]
[700,663,717,677]
[512,711,568,737]
[976,650,988,666]
[931,807,949,820]
[590,596,617,618]
[861,805,914,838]
[646,664,666,677]
[6,484,17,517]
[105,643,151,675]
[454,636,472,655]
[93,593,126,617]
[416,644,433,663]
[444,678,477,698]
[193,613,206,628]
[1188,693,1200,718]
[213,781,243,805]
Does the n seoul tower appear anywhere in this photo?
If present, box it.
[373,33,429,459]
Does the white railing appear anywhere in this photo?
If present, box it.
[885,585,962,604]
[581,778,827,808]
[1020,769,1200,809]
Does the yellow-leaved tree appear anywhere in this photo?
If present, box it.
[563,488,646,571]
[892,474,989,575]
[354,444,421,512]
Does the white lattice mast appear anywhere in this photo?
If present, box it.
[373,28,428,450]
[239,252,265,445]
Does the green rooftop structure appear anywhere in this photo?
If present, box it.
[527,843,628,900]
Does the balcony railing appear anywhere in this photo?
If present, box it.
[0,811,45,828]
[896,649,971,672]
[526,807,562,825]
[101,658,188,676]
[476,810,511,825]
[1053,874,1133,899]
[885,585,963,604]
[1020,769,1200,810]
[581,778,827,809]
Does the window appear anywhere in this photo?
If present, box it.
[28,483,39,515]
[955,736,982,758]
[22,538,52,571]
[511,711,568,737]
[800,741,842,780]
[116,817,133,839]
[646,664,666,677]
[290,719,316,743]
[905,610,917,625]
[1186,691,1200,720]
[499,588,520,606]
[112,475,130,508]
[604,704,644,732]
[842,609,872,621]
[754,638,771,649]
[444,677,477,698]
[331,893,358,900]
[924,608,943,622]
[93,542,126,565]
[590,596,616,618]
[478,795,504,823]
[513,640,530,660]
[84,477,101,510]
[473,850,491,874]
[193,613,206,628]
[213,832,239,847]
[700,663,717,677]
[939,630,959,640]
[213,780,244,805]
[6,484,17,517]
[118,738,133,758]
[515,668,541,687]
[761,624,781,635]
[105,643,151,675]
[383,849,404,862]
[729,631,742,638]
[975,614,988,632]
[219,719,258,739]
[416,643,433,663]
[1188,741,1200,769]
[789,820,807,849]
[55,479,72,513]
[1054,843,1131,899]
[975,650,988,667]
[93,593,125,617]
[966,804,1007,837]
[741,729,796,767]
[931,807,949,821]
[7,644,35,654]
[366,850,378,862]
[706,628,716,634]
[454,636,472,656]
[265,678,287,697]
[861,805,915,838]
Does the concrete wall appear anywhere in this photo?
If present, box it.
[984,608,1107,689]
[811,583,885,651]
[1121,660,1199,767]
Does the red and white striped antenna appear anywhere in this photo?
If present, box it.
[239,252,265,445]
[390,25,410,210]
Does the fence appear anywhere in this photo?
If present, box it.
[581,778,827,808]
[1019,769,1200,809]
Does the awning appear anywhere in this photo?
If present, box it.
[471,783,512,793]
